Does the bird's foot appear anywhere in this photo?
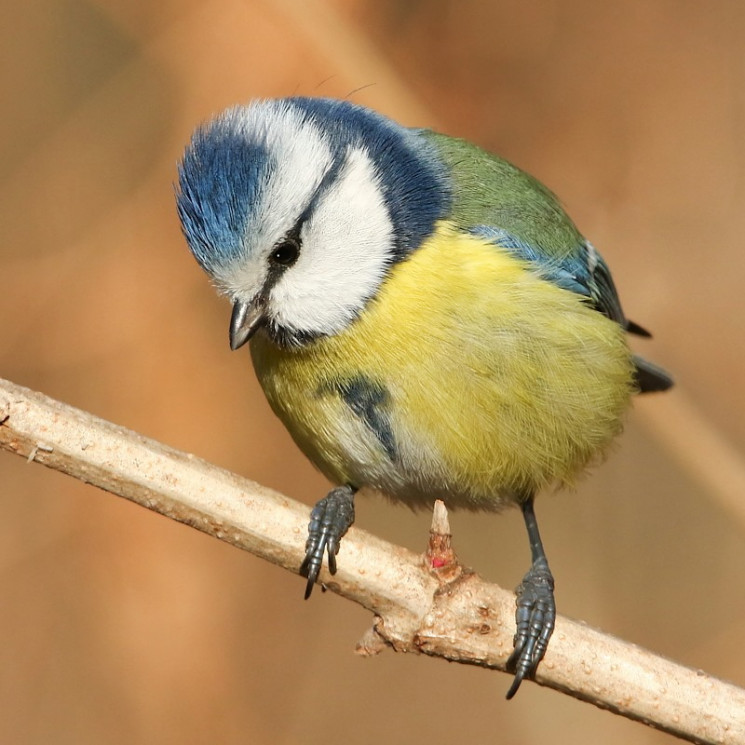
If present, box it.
[299,485,355,599]
[505,556,555,698]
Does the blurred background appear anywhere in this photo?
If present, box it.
[2,0,745,742]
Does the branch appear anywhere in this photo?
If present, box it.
[0,377,742,744]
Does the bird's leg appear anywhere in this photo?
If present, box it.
[505,494,556,699]
[299,485,356,599]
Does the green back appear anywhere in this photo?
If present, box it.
[421,130,585,258]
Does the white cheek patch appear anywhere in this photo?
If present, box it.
[270,146,394,336]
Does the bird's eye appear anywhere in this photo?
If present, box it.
[270,238,300,267]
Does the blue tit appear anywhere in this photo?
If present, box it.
[176,97,672,697]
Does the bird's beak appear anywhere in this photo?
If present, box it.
[229,299,265,350]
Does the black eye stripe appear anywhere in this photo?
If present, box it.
[266,155,343,273]
[295,156,344,227]
[266,156,342,272]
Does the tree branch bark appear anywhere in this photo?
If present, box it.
[0,377,742,744]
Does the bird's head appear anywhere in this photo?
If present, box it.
[176,97,450,348]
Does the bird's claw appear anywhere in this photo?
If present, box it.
[506,557,555,698]
[299,485,355,599]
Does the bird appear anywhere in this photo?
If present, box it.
[175,96,673,698]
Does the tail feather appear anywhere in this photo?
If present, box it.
[626,319,652,338]
[633,355,674,394]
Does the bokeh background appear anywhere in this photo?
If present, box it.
[2,1,745,743]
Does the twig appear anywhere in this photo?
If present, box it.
[0,377,743,744]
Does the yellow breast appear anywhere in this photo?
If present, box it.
[250,222,635,511]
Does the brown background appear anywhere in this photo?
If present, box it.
[2,1,745,743]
